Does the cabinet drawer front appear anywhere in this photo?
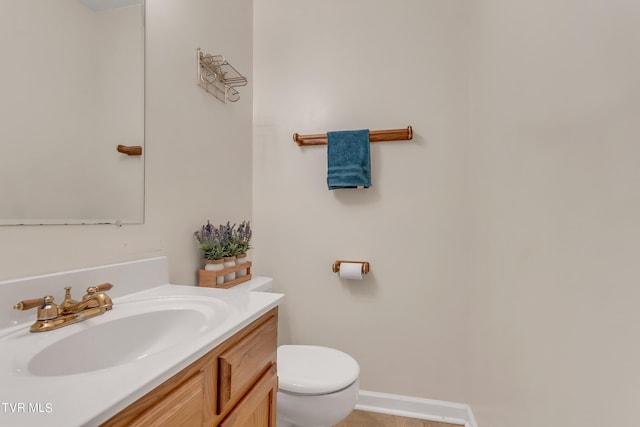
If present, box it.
[218,316,277,414]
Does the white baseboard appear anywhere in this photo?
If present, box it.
[356,390,477,427]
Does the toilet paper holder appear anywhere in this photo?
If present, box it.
[332,260,370,275]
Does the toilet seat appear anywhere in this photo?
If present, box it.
[277,345,360,395]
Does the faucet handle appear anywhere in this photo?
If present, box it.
[14,296,59,321]
[13,297,47,311]
[86,283,113,294]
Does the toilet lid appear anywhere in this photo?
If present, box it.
[277,345,360,395]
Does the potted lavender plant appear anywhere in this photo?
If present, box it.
[219,222,239,282]
[194,221,225,285]
[234,221,252,277]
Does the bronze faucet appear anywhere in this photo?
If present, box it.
[13,283,114,332]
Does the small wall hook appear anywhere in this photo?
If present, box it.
[117,145,143,156]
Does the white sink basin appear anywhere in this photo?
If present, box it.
[3,296,229,377]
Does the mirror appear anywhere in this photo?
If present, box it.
[0,0,144,225]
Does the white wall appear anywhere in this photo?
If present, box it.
[467,1,640,426]
[0,0,253,284]
[255,1,640,426]
[253,0,470,402]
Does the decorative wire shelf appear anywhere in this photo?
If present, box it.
[197,48,248,103]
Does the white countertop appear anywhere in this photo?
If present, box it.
[0,282,283,427]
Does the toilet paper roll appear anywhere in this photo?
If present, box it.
[339,262,363,280]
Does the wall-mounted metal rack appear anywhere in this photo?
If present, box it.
[197,48,248,103]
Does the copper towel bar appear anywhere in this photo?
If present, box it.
[293,126,413,146]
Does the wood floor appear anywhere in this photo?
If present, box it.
[334,410,461,427]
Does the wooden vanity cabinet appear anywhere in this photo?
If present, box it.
[101,308,278,427]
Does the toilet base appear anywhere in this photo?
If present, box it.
[276,379,358,427]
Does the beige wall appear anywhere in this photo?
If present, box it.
[467,1,640,426]
[253,0,470,402]
[0,0,253,284]
[255,0,640,426]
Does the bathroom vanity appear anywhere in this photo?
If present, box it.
[0,258,283,427]
[102,306,278,426]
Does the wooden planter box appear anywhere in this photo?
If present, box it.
[198,261,252,289]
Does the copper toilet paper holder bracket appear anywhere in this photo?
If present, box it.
[332,260,370,275]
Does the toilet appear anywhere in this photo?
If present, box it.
[248,277,360,427]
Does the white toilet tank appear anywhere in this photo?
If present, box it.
[247,276,273,293]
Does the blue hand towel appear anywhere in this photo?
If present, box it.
[327,129,371,190]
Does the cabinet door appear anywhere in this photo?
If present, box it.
[217,315,277,414]
[217,364,277,427]
[129,373,204,427]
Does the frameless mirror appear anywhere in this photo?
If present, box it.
[0,0,145,225]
